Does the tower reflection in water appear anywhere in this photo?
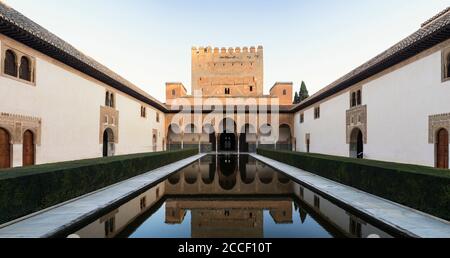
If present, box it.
[72,155,394,238]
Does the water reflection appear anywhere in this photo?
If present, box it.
[71,155,396,238]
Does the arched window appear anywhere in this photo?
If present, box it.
[447,53,450,78]
[105,92,110,107]
[4,50,17,77]
[357,90,362,106]
[110,93,115,108]
[351,92,356,107]
[19,56,31,81]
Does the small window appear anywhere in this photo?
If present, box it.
[350,218,362,238]
[357,90,362,106]
[140,197,147,210]
[314,196,320,210]
[105,91,115,108]
[4,49,17,77]
[104,217,115,237]
[250,86,253,92]
[314,107,320,119]
[350,90,362,107]
[172,89,176,96]
[283,89,287,96]
[225,88,230,95]
[300,113,304,124]
[140,106,147,118]
[105,92,110,107]
[156,112,160,123]
[156,188,160,198]
[351,92,356,107]
[110,93,115,108]
[446,53,450,79]
[19,56,31,81]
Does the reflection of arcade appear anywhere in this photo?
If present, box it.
[165,155,293,195]
[166,199,293,238]
[165,155,294,238]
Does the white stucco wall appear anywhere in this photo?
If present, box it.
[116,96,165,155]
[295,93,349,156]
[0,37,165,166]
[295,45,450,167]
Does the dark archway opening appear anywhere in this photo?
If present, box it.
[209,132,216,152]
[350,128,364,159]
[220,133,236,152]
[103,128,114,157]
[239,133,248,152]
[219,119,237,152]
[219,155,237,190]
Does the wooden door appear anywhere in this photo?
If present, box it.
[437,129,449,169]
[23,130,35,166]
[0,128,11,169]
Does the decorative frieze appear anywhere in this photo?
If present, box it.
[346,105,367,144]
[429,113,450,143]
[99,106,119,144]
[0,112,41,145]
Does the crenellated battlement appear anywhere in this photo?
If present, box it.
[192,46,263,56]
[191,45,264,97]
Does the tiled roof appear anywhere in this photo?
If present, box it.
[292,7,450,113]
[0,2,168,112]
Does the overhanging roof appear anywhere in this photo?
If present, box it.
[0,2,168,112]
[291,8,450,113]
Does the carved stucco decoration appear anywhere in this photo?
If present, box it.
[429,113,450,144]
[99,106,119,144]
[0,112,42,145]
[346,105,368,144]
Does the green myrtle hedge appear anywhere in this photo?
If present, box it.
[257,148,450,220]
[0,149,198,225]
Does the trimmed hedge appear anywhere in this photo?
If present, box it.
[0,149,198,225]
[257,148,450,220]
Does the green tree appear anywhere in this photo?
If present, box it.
[293,92,300,104]
[299,81,309,102]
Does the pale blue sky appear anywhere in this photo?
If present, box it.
[3,0,449,101]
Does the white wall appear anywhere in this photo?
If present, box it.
[364,50,450,166]
[0,37,165,166]
[295,93,349,156]
[116,96,165,155]
[295,46,450,167]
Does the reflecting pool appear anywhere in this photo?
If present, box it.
[71,155,398,238]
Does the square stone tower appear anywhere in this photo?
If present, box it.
[191,46,264,97]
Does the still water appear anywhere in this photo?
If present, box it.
[72,155,397,238]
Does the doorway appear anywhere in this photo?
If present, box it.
[0,128,11,169]
[23,130,35,166]
[436,128,449,169]
[350,128,364,159]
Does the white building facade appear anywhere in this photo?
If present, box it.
[0,4,166,168]
[294,9,450,169]
[1,3,449,171]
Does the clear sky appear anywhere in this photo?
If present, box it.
[2,0,449,101]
